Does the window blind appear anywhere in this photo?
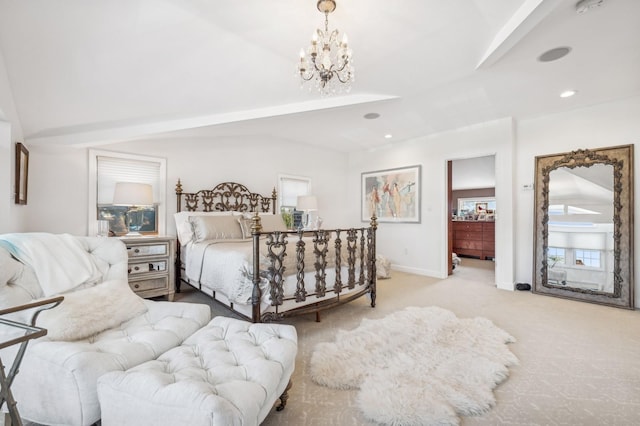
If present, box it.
[97,156,161,205]
[280,176,310,207]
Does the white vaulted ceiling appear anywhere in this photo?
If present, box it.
[0,0,638,151]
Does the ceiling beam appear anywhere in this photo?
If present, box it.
[25,93,398,147]
[476,0,565,69]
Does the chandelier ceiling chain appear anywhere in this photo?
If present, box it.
[297,0,354,95]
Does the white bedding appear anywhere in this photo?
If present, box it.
[185,239,259,304]
[184,237,365,306]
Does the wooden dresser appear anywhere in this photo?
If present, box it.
[452,221,495,260]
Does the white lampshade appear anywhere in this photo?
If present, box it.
[297,195,318,211]
[113,182,153,206]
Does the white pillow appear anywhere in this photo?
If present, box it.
[174,211,234,245]
[37,280,148,341]
[188,215,244,242]
[238,213,287,238]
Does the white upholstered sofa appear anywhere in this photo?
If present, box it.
[0,234,211,425]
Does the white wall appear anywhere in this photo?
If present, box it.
[347,118,515,290]
[24,136,350,236]
[515,95,640,307]
[0,46,27,233]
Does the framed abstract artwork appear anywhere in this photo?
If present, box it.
[15,142,29,205]
[361,165,421,223]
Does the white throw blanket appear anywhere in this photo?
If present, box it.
[0,233,103,296]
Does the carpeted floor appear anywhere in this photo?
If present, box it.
[12,258,640,425]
[175,258,640,425]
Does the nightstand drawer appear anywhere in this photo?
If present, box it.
[129,276,169,292]
[121,236,175,301]
[127,243,168,258]
[128,260,167,276]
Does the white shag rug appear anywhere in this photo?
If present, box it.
[310,306,518,426]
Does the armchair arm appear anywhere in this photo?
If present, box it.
[0,296,64,326]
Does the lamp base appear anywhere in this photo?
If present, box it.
[124,231,143,237]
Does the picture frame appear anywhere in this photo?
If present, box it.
[361,165,421,223]
[14,142,29,205]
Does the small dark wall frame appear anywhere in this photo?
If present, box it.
[15,142,29,205]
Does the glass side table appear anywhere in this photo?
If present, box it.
[0,297,63,426]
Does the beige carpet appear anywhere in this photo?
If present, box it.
[12,258,640,425]
[174,258,640,425]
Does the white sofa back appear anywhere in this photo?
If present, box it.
[0,236,128,311]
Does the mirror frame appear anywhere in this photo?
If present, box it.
[533,144,634,309]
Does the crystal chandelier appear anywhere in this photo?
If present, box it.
[298,0,354,95]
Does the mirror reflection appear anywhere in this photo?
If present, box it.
[546,164,614,293]
[533,145,634,309]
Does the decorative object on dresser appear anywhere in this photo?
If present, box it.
[175,180,378,323]
[533,144,634,309]
[310,306,518,425]
[121,235,175,301]
[452,220,495,260]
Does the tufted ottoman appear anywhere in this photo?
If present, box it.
[97,316,298,426]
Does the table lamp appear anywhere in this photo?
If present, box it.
[296,195,318,230]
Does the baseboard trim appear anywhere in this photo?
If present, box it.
[391,265,446,279]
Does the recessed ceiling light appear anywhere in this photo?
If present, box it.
[576,0,606,14]
[364,113,380,120]
[384,134,393,139]
[560,90,577,98]
[538,47,572,63]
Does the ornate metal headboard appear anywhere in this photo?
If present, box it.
[176,180,277,214]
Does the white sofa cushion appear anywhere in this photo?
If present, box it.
[12,300,212,426]
[98,316,298,426]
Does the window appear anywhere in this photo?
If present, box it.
[278,174,311,230]
[278,174,311,211]
[575,249,601,268]
[547,247,565,267]
[89,150,166,236]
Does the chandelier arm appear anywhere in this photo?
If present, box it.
[333,61,348,73]
[335,72,351,83]
[310,56,323,73]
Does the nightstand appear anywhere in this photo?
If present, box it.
[120,236,175,301]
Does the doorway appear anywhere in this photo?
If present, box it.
[447,155,496,278]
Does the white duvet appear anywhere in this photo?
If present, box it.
[185,236,365,306]
[185,239,260,304]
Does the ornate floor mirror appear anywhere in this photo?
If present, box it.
[533,145,634,309]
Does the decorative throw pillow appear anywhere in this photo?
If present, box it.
[174,211,235,245]
[188,215,244,242]
[238,213,287,238]
[260,214,288,232]
[238,216,255,239]
[37,279,148,341]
